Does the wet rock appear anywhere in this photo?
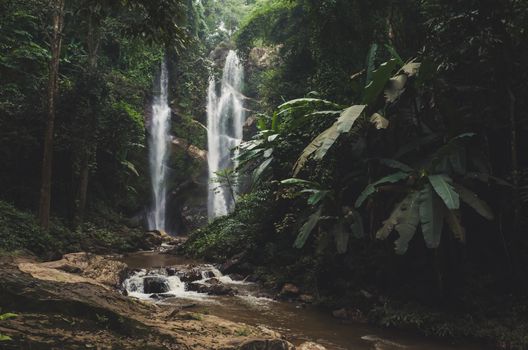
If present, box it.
[177,268,203,282]
[238,338,294,350]
[149,293,175,300]
[203,270,216,278]
[143,276,170,294]
[207,284,237,296]
[186,282,237,296]
[229,273,245,281]
[297,342,327,350]
[280,283,300,297]
[166,267,176,276]
[205,277,221,285]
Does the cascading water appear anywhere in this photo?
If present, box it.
[207,50,245,219]
[148,60,171,232]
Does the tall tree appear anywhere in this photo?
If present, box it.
[38,0,65,230]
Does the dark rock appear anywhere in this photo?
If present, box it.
[238,338,294,350]
[229,273,245,281]
[186,282,237,296]
[202,270,215,278]
[207,284,237,296]
[177,269,203,282]
[205,277,221,285]
[186,282,209,293]
[166,267,176,276]
[143,276,170,294]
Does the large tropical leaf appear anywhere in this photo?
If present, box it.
[294,208,322,249]
[376,192,420,254]
[278,98,340,110]
[301,189,330,205]
[362,59,398,105]
[252,157,273,183]
[365,43,378,84]
[355,171,410,208]
[281,178,320,187]
[428,174,460,210]
[336,105,367,133]
[378,158,413,172]
[293,123,339,176]
[349,210,365,239]
[454,183,494,220]
[419,184,445,249]
[445,209,466,242]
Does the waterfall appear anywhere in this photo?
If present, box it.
[207,50,245,219]
[148,60,171,232]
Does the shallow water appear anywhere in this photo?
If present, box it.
[120,252,485,350]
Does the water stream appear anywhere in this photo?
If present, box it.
[148,60,171,232]
[121,252,484,350]
[207,50,245,219]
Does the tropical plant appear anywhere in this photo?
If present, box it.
[280,178,364,253]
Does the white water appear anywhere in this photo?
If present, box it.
[123,265,251,301]
[207,50,245,219]
[148,60,171,231]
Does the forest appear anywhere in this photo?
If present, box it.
[0,0,527,349]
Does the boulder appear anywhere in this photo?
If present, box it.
[238,338,294,350]
[186,282,237,296]
[143,276,170,294]
[297,342,327,350]
[229,273,245,281]
[177,268,203,282]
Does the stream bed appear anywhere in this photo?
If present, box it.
[120,251,483,350]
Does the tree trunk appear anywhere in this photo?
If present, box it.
[73,11,100,226]
[38,0,65,230]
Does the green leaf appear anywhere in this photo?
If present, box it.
[121,160,139,177]
[302,189,330,206]
[454,183,494,220]
[385,44,404,66]
[350,210,365,239]
[0,313,17,321]
[294,208,323,249]
[355,172,409,208]
[280,178,320,188]
[293,123,339,176]
[428,174,460,210]
[378,158,413,172]
[365,43,378,84]
[0,334,12,341]
[419,184,445,249]
[336,105,367,133]
[445,210,466,242]
[278,98,340,110]
[362,59,398,105]
[252,158,273,184]
[376,192,420,254]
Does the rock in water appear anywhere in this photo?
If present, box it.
[238,338,294,350]
[298,342,327,350]
[143,276,170,294]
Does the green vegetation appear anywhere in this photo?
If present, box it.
[1,0,528,347]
